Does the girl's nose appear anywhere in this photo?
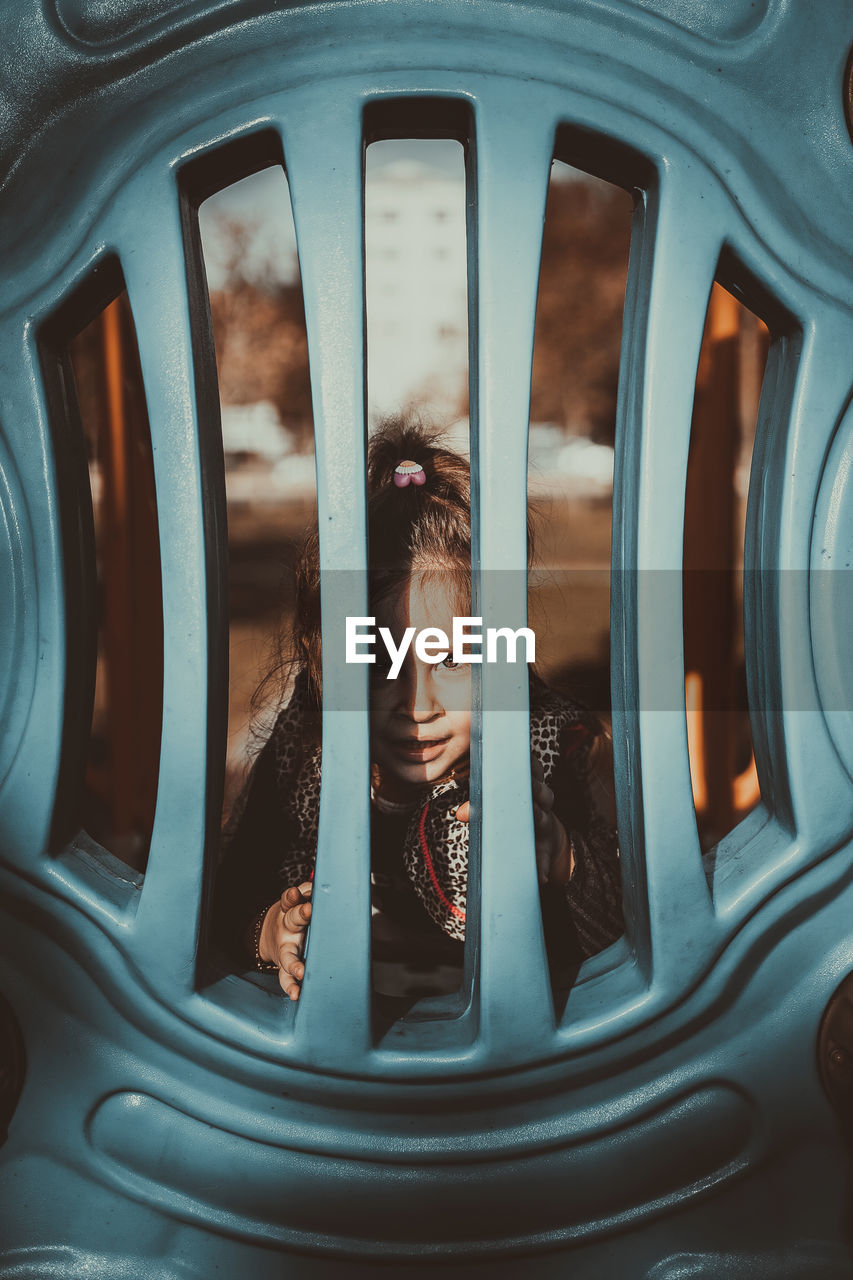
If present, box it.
[401,658,442,722]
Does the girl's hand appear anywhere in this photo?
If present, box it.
[530,755,573,885]
[454,756,574,886]
[258,882,313,1000]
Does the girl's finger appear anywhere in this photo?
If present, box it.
[533,804,552,833]
[283,900,312,933]
[454,801,470,823]
[277,940,305,996]
[534,780,554,811]
[280,973,302,1001]
[278,951,305,982]
[281,885,306,910]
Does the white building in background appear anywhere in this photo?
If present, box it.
[365,157,468,421]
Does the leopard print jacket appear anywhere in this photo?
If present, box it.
[216,675,623,962]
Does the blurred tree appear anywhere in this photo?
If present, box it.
[208,218,314,451]
[529,177,632,444]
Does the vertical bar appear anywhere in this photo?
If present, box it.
[470,90,557,1057]
[278,91,372,1063]
[0,324,63,857]
[109,173,225,992]
[807,339,853,839]
[770,310,853,848]
[743,335,796,835]
[611,167,721,991]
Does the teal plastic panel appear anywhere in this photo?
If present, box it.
[0,0,852,1273]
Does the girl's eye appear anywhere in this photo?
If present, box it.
[441,655,461,670]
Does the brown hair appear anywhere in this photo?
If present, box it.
[254,415,536,731]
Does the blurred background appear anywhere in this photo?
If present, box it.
[67,140,767,871]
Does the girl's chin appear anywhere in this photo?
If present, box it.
[391,759,447,783]
[380,751,459,787]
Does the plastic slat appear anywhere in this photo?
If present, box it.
[0,324,63,859]
[470,92,557,1055]
[278,93,373,1063]
[612,169,722,989]
[112,177,219,991]
[772,307,853,846]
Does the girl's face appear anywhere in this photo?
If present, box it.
[370,575,471,790]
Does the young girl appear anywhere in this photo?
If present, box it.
[213,421,622,998]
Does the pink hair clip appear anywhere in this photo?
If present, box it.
[393,459,427,488]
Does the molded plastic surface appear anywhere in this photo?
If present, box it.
[1,0,853,1273]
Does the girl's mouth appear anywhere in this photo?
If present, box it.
[394,737,450,763]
